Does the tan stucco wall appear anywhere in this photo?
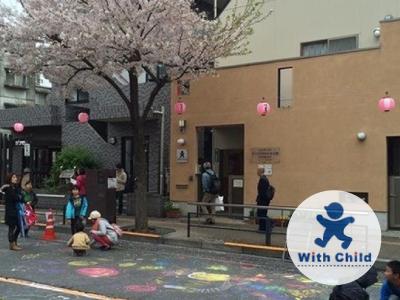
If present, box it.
[170,20,400,212]
[218,0,400,67]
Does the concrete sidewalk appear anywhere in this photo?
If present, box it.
[1,206,398,268]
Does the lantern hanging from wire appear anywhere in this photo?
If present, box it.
[257,98,271,116]
[78,112,89,123]
[175,98,186,115]
[378,92,396,112]
[13,122,24,133]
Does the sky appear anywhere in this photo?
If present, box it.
[0,0,22,10]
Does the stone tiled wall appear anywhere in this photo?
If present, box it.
[3,80,171,196]
[62,83,171,193]
[0,105,60,128]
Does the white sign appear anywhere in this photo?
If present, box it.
[258,164,272,175]
[107,178,117,189]
[233,179,243,188]
[176,149,188,163]
[287,190,381,285]
[15,140,26,146]
[24,143,30,157]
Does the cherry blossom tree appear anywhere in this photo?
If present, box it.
[0,0,265,230]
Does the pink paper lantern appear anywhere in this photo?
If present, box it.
[257,102,271,116]
[175,101,186,115]
[378,95,396,112]
[78,112,89,123]
[13,122,24,133]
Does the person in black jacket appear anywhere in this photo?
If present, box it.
[329,266,378,299]
[256,167,271,232]
[2,173,24,250]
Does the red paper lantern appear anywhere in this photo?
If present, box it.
[78,112,89,123]
[13,122,24,133]
[175,101,186,115]
[378,95,396,112]
[257,102,271,116]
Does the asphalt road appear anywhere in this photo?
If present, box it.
[0,225,381,300]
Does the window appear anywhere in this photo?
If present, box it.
[77,90,89,102]
[4,69,27,88]
[145,65,167,82]
[278,67,293,108]
[68,89,89,103]
[35,74,52,88]
[301,36,357,57]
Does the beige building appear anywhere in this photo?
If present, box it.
[219,0,400,66]
[170,19,400,231]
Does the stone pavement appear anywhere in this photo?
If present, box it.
[1,205,399,267]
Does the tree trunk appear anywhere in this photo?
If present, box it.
[128,70,148,231]
[132,119,148,231]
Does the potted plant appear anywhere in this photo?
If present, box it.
[164,201,181,218]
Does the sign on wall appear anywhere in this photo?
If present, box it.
[23,143,30,157]
[176,149,188,163]
[251,147,280,163]
[258,164,272,175]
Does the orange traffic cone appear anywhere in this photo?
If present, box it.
[42,209,56,240]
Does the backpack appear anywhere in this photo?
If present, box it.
[266,185,275,201]
[208,173,221,195]
[111,223,123,237]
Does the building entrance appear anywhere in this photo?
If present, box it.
[197,125,244,217]
[388,137,400,229]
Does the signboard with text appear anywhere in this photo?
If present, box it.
[251,147,280,163]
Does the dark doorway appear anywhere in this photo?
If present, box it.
[388,137,400,229]
[197,125,244,217]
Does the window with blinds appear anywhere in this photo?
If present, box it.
[301,36,358,57]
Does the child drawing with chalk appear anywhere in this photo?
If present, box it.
[67,222,90,256]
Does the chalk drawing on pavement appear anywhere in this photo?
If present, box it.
[76,267,119,278]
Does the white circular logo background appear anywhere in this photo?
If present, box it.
[287,190,381,285]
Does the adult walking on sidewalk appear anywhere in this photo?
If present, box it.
[256,167,272,232]
[201,162,220,225]
[2,173,24,250]
[115,163,127,215]
[65,185,88,234]
[88,210,118,250]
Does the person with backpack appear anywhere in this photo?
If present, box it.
[256,167,274,232]
[201,161,220,224]
[88,210,119,250]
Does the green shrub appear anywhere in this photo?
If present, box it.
[164,200,180,212]
[45,146,101,189]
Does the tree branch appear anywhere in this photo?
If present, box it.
[142,81,166,120]
[142,65,159,84]
[62,65,93,86]
[82,58,130,106]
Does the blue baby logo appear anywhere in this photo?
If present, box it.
[314,202,354,249]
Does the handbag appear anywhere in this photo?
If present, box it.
[215,195,224,212]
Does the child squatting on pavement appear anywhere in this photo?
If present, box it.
[67,222,90,256]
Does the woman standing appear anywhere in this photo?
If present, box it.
[75,168,87,197]
[3,173,23,250]
[65,185,88,234]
